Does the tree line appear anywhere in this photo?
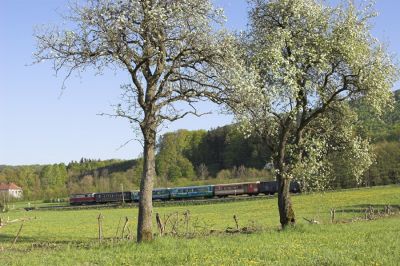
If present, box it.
[1,91,399,200]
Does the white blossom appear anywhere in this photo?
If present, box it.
[221,0,398,191]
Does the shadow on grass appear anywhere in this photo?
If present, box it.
[0,234,39,243]
[0,234,95,246]
[335,204,400,213]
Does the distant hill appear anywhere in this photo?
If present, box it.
[1,90,399,200]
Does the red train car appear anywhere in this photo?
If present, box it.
[69,193,96,205]
[214,181,260,197]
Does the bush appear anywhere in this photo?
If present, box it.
[216,169,232,179]
[43,198,67,203]
[216,167,273,181]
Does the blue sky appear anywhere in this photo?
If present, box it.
[0,0,399,166]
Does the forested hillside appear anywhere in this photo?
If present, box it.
[356,90,400,142]
[359,90,400,186]
[0,159,141,200]
[1,91,399,200]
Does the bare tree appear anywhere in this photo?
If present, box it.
[34,0,233,242]
[196,163,209,180]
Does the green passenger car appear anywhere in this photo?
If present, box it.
[170,185,214,199]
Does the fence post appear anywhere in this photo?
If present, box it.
[115,217,122,239]
[121,217,129,239]
[330,208,336,223]
[184,210,190,236]
[156,213,164,236]
[98,213,103,243]
[233,215,239,230]
[12,223,24,247]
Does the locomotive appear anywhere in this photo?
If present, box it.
[69,180,300,205]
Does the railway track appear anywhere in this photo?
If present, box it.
[25,194,285,211]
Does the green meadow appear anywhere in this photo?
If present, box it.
[1,185,399,265]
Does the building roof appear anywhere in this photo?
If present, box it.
[0,182,22,190]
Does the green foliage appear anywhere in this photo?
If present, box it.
[215,166,273,181]
[366,142,400,186]
[156,126,271,178]
[40,164,68,196]
[156,130,197,181]
[355,90,400,142]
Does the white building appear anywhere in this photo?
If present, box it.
[0,182,23,199]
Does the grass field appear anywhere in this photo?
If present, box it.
[1,185,399,265]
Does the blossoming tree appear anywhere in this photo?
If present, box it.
[34,0,233,242]
[221,0,398,228]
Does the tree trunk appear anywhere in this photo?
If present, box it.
[277,173,295,228]
[137,129,156,242]
[275,124,296,229]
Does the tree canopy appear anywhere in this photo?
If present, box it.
[34,0,238,242]
[221,0,398,227]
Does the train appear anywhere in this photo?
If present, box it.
[69,180,301,206]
